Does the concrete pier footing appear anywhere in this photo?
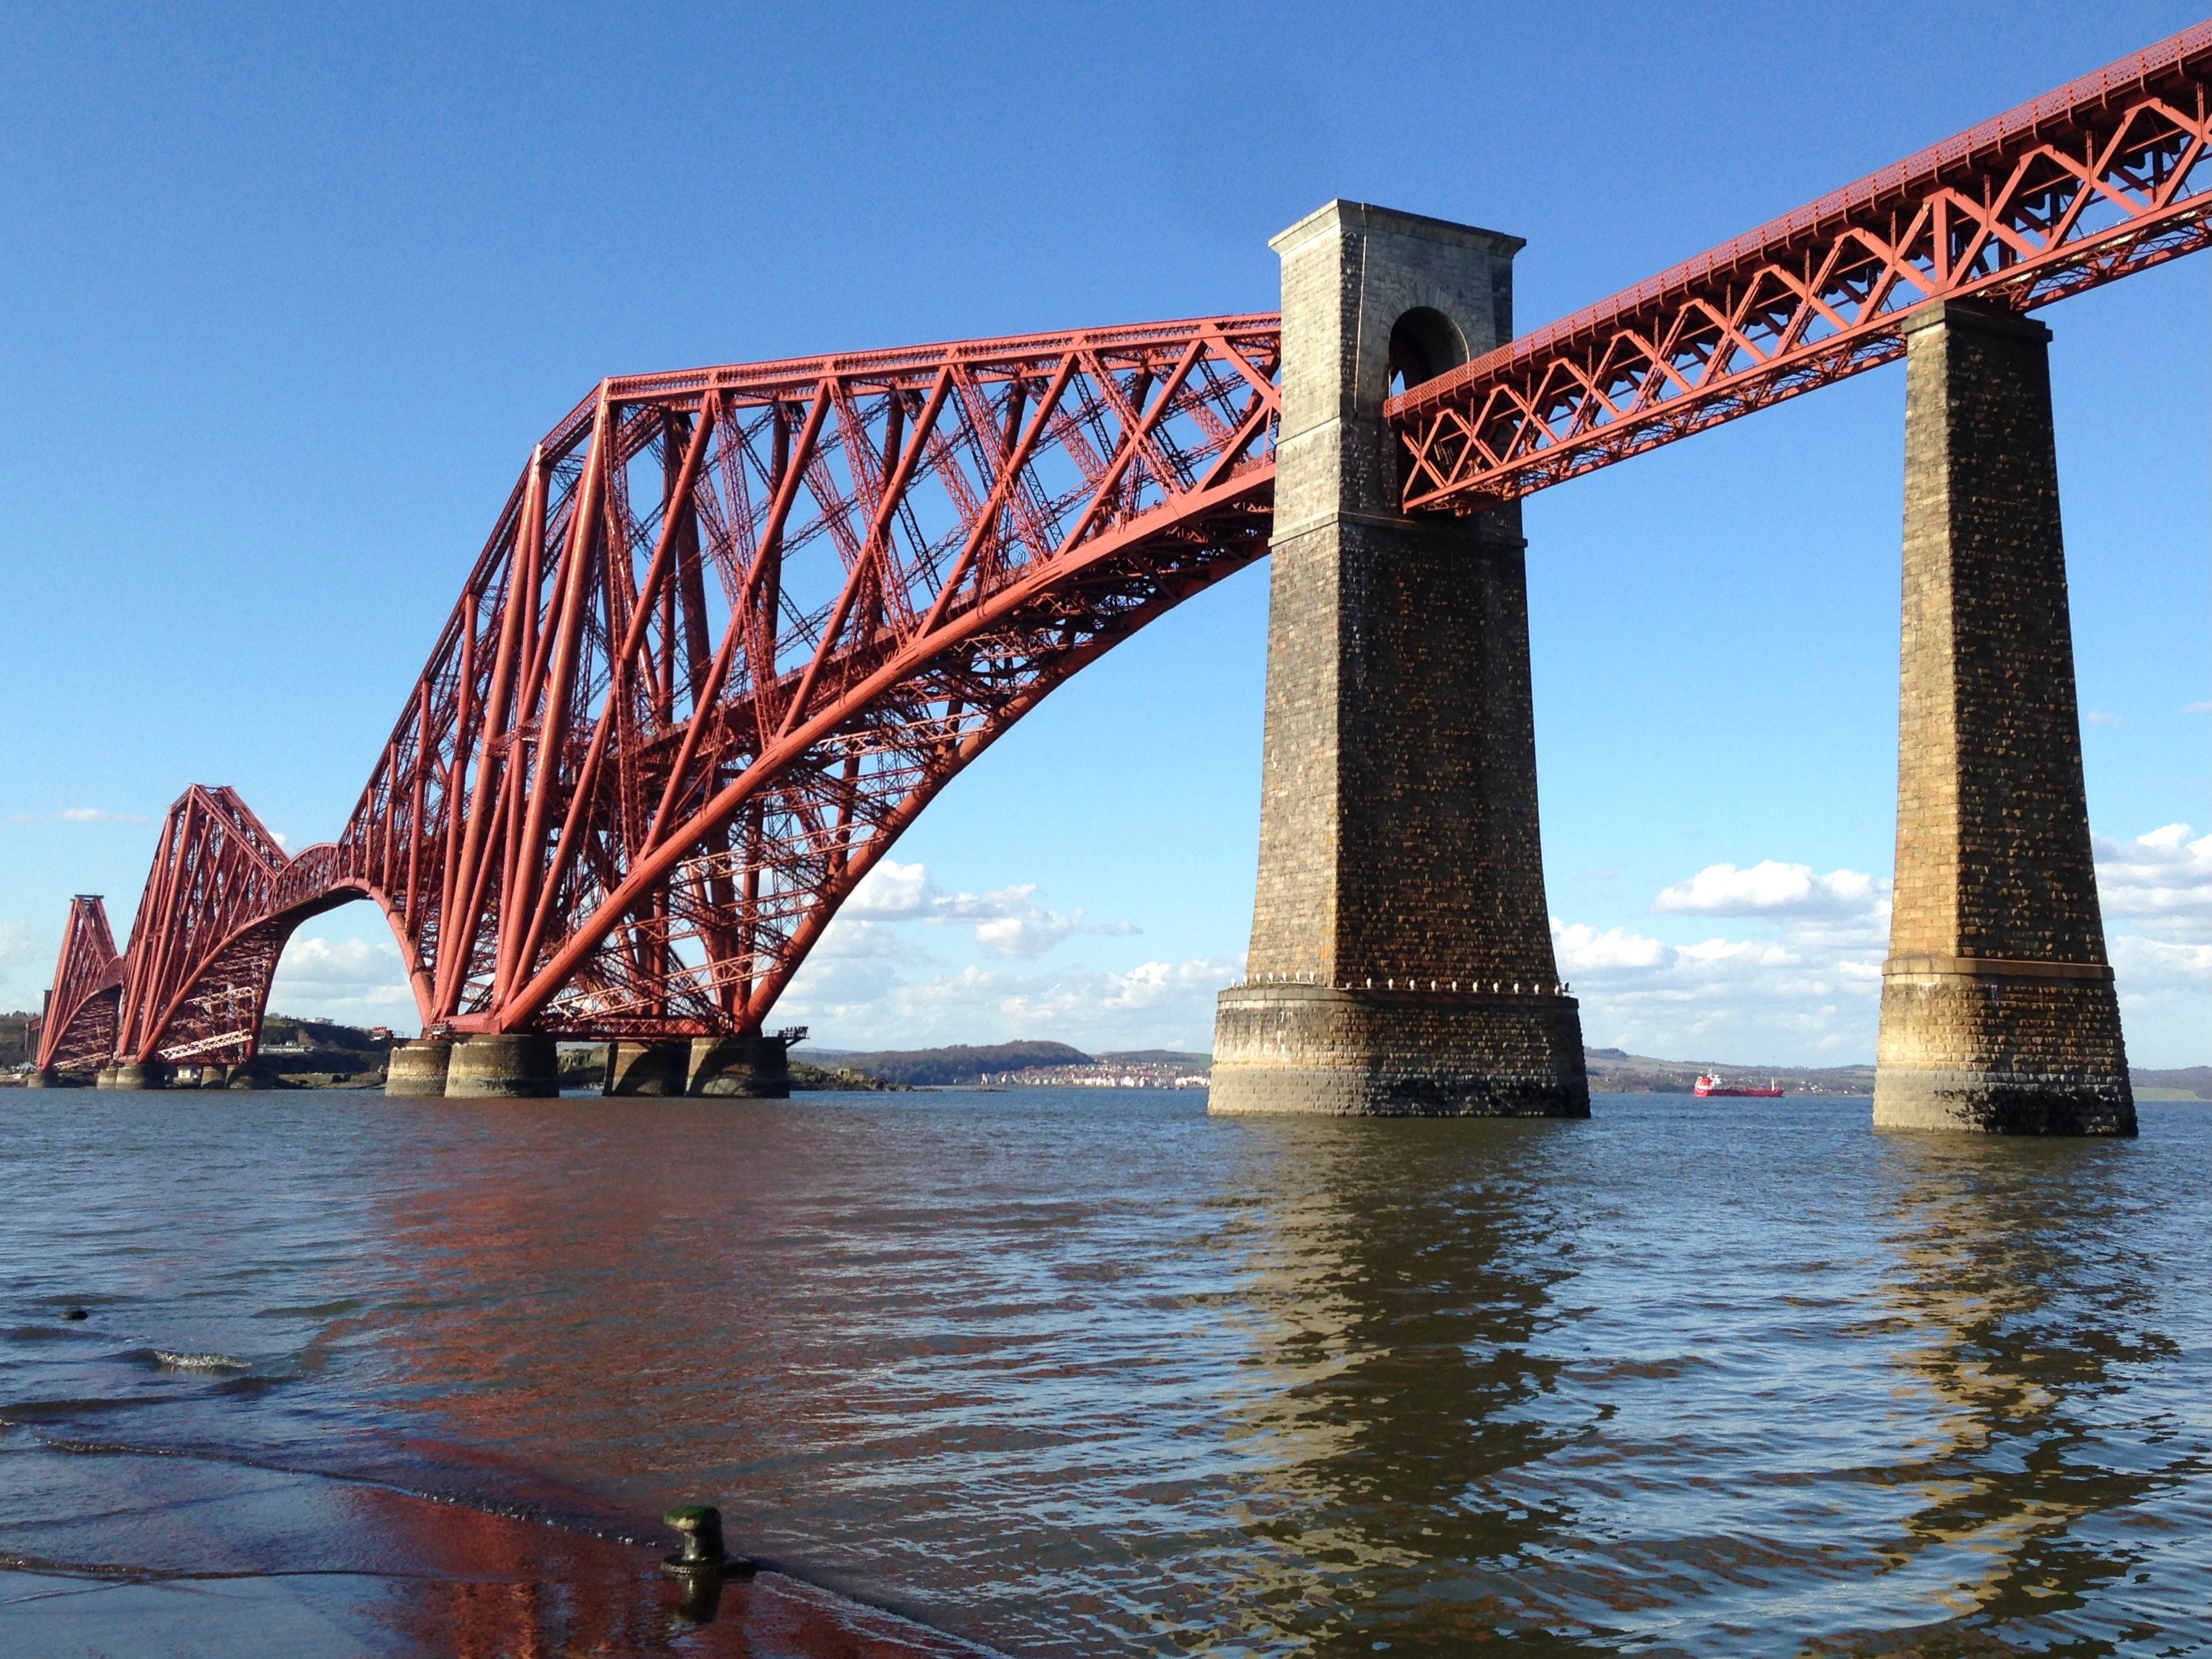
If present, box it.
[384,1039,454,1098]
[605,1041,690,1096]
[109,1061,169,1091]
[25,1068,59,1089]
[1211,201,1586,1117]
[443,1034,560,1099]
[1873,302,2133,1136]
[688,1034,790,1099]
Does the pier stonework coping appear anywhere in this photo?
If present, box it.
[605,1040,690,1096]
[686,1033,791,1099]
[384,1038,454,1098]
[1874,300,2133,1136]
[1211,201,1587,1118]
[109,1060,169,1091]
[443,1032,560,1099]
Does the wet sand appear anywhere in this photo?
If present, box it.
[1,1440,994,1657]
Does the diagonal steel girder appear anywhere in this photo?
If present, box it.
[1389,21,2212,510]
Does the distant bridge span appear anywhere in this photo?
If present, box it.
[34,24,2210,1082]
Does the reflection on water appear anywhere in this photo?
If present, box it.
[1,1090,2204,1657]
[1848,1134,2204,1650]
[1207,1119,1583,1651]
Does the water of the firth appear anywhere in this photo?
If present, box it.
[1,1088,2205,1656]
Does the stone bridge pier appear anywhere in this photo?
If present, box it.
[1874,301,2133,1134]
[1211,201,1587,1117]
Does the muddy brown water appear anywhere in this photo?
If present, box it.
[2,1088,2204,1655]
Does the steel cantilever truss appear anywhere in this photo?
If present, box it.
[105,786,377,1066]
[33,27,2210,1069]
[30,896,124,1073]
[335,315,1283,1039]
[1389,23,2212,509]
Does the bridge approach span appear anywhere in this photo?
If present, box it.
[29,26,2207,1098]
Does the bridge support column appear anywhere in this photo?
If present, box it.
[688,1034,789,1099]
[384,1038,453,1098]
[1212,201,1586,1117]
[605,1041,690,1096]
[109,1061,169,1091]
[1874,301,2132,1135]
[445,1033,559,1099]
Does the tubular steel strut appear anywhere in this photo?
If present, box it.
[32,26,2207,1068]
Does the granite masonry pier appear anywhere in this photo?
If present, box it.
[384,1032,789,1099]
[1212,201,1586,1117]
[1874,301,2133,1136]
[606,1034,791,1099]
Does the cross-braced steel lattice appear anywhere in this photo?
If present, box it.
[30,896,123,1073]
[1390,22,2212,509]
[34,25,2208,1069]
[337,313,1284,1038]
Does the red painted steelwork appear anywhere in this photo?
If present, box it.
[34,27,2207,1065]
[30,896,124,1073]
[75,317,1282,1061]
[107,787,382,1066]
[391,315,1282,1038]
[1389,23,2212,509]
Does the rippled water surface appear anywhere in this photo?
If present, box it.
[2,1089,2206,1654]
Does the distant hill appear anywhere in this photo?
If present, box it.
[830,1041,1092,1086]
[1582,1048,1876,1096]
[2132,1065,2211,1099]
[262,1016,391,1057]
[1,1011,33,1070]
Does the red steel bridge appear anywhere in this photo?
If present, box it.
[33,24,2212,1079]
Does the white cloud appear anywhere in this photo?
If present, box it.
[840,858,1131,958]
[773,858,1198,1048]
[843,860,933,919]
[2094,825,2212,940]
[7,807,149,824]
[267,935,413,1022]
[974,910,1076,957]
[1554,909,1882,1061]
[1559,852,1893,1059]
[1565,829,2208,1065]
[0,919,35,998]
[1553,923,1668,970]
[2085,709,2124,727]
[1652,860,1887,919]
[2110,934,2212,990]
[782,953,1240,1054]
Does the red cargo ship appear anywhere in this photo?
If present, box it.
[1694,1073,1785,1098]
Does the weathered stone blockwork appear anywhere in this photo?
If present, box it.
[1212,201,1585,1118]
[1874,300,2133,1135]
[1214,984,1585,1117]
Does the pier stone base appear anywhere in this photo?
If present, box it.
[1212,201,1585,1117]
[688,1034,790,1099]
[605,1041,689,1096]
[110,1061,169,1091]
[445,1034,560,1099]
[1212,984,1586,1116]
[384,1038,453,1099]
[1873,301,2132,1136]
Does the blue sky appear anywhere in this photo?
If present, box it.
[1,2,2204,1066]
